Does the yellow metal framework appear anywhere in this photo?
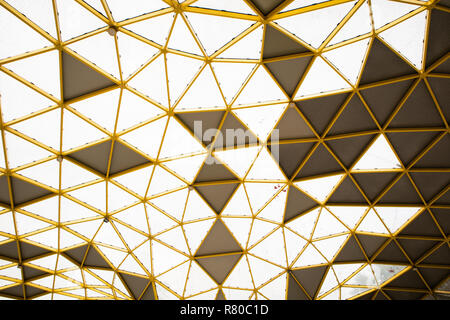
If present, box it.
[0,0,448,300]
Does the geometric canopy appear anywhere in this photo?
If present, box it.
[0,0,448,301]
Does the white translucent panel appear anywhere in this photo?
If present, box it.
[117,32,160,79]
[69,89,120,133]
[146,206,177,234]
[53,275,79,289]
[11,108,60,150]
[93,222,126,249]
[56,0,105,40]
[0,212,15,234]
[184,261,217,296]
[295,56,351,98]
[247,219,278,248]
[62,111,108,151]
[82,0,107,16]
[313,234,349,261]
[131,246,153,275]
[222,288,253,299]
[149,188,189,221]
[379,10,427,70]
[211,62,256,104]
[294,173,344,203]
[113,165,152,196]
[313,209,348,239]
[258,272,286,299]
[328,1,372,46]
[292,244,327,267]
[166,53,203,105]
[371,263,407,285]
[247,254,283,288]
[60,228,86,248]
[26,227,59,249]
[120,116,168,159]
[352,134,401,171]
[68,181,106,211]
[275,1,356,48]
[284,227,307,265]
[187,288,218,300]
[233,103,287,141]
[182,219,215,253]
[249,228,287,267]
[6,0,57,38]
[161,153,206,184]
[53,292,81,300]
[256,188,287,223]
[61,159,99,189]
[371,0,419,29]
[147,165,186,196]
[0,278,16,288]
[0,72,54,122]
[326,206,368,229]
[0,265,22,280]
[116,89,164,132]
[221,185,252,216]
[114,223,148,250]
[155,282,180,300]
[246,147,286,181]
[185,12,254,56]
[4,131,52,168]
[233,65,286,106]
[318,268,338,296]
[113,204,149,233]
[214,146,260,178]
[167,14,203,55]
[156,260,189,295]
[333,263,365,283]
[322,38,370,84]
[17,159,59,189]
[106,0,168,22]
[191,0,255,14]
[222,217,252,248]
[144,203,176,235]
[118,254,146,275]
[28,253,57,270]
[83,270,104,286]
[124,13,174,45]
[156,227,189,254]
[217,25,263,60]
[286,207,320,239]
[151,240,189,275]
[159,118,205,159]
[345,264,377,286]
[68,31,120,79]
[127,54,168,106]
[340,286,371,300]
[375,206,422,234]
[0,5,51,59]
[96,245,127,267]
[356,208,389,234]
[108,182,139,212]
[60,196,99,222]
[4,50,61,99]
[183,190,216,222]
[30,273,54,287]
[244,182,280,213]
[175,65,226,110]
[280,0,330,12]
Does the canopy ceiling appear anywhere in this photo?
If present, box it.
[0,0,448,300]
